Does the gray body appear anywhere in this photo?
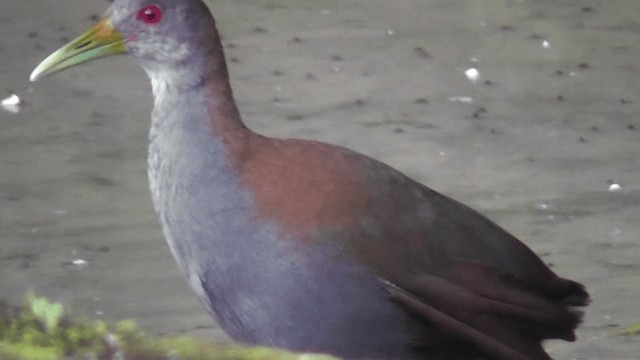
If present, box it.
[146,72,411,358]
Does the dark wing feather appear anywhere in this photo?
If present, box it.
[381,259,586,360]
[347,161,589,360]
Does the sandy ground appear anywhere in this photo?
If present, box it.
[0,0,638,358]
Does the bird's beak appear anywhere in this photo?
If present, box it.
[30,18,127,82]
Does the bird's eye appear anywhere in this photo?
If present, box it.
[137,5,163,24]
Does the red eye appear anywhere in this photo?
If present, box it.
[137,5,163,24]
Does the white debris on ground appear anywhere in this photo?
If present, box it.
[465,67,480,83]
[1,93,22,114]
[534,203,551,211]
[608,182,622,192]
[71,259,89,270]
[449,96,474,103]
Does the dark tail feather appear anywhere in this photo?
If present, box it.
[381,262,588,360]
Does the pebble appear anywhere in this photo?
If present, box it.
[1,93,22,114]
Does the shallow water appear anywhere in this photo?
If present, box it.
[1,0,639,358]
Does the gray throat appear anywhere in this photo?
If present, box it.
[145,66,255,307]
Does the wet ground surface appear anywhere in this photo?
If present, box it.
[1,0,639,358]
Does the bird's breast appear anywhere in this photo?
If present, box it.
[223,135,373,241]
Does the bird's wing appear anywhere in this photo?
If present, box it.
[345,160,588,360]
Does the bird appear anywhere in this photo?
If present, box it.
[30,1,589,359]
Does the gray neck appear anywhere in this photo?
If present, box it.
[145,64,255,305]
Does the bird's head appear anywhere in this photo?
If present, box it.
[30,0,218,82]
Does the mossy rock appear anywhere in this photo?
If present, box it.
[0,294,338,360]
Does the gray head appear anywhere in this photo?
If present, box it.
[30,0,221,81]
[110,0,218,66]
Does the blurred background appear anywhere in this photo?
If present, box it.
[1,0,638,358]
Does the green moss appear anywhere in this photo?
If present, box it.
[615,323,640,336]
[120,334,337,360]
[0,294,339,360]
[26,295,63,333]
[0,342,61,360]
